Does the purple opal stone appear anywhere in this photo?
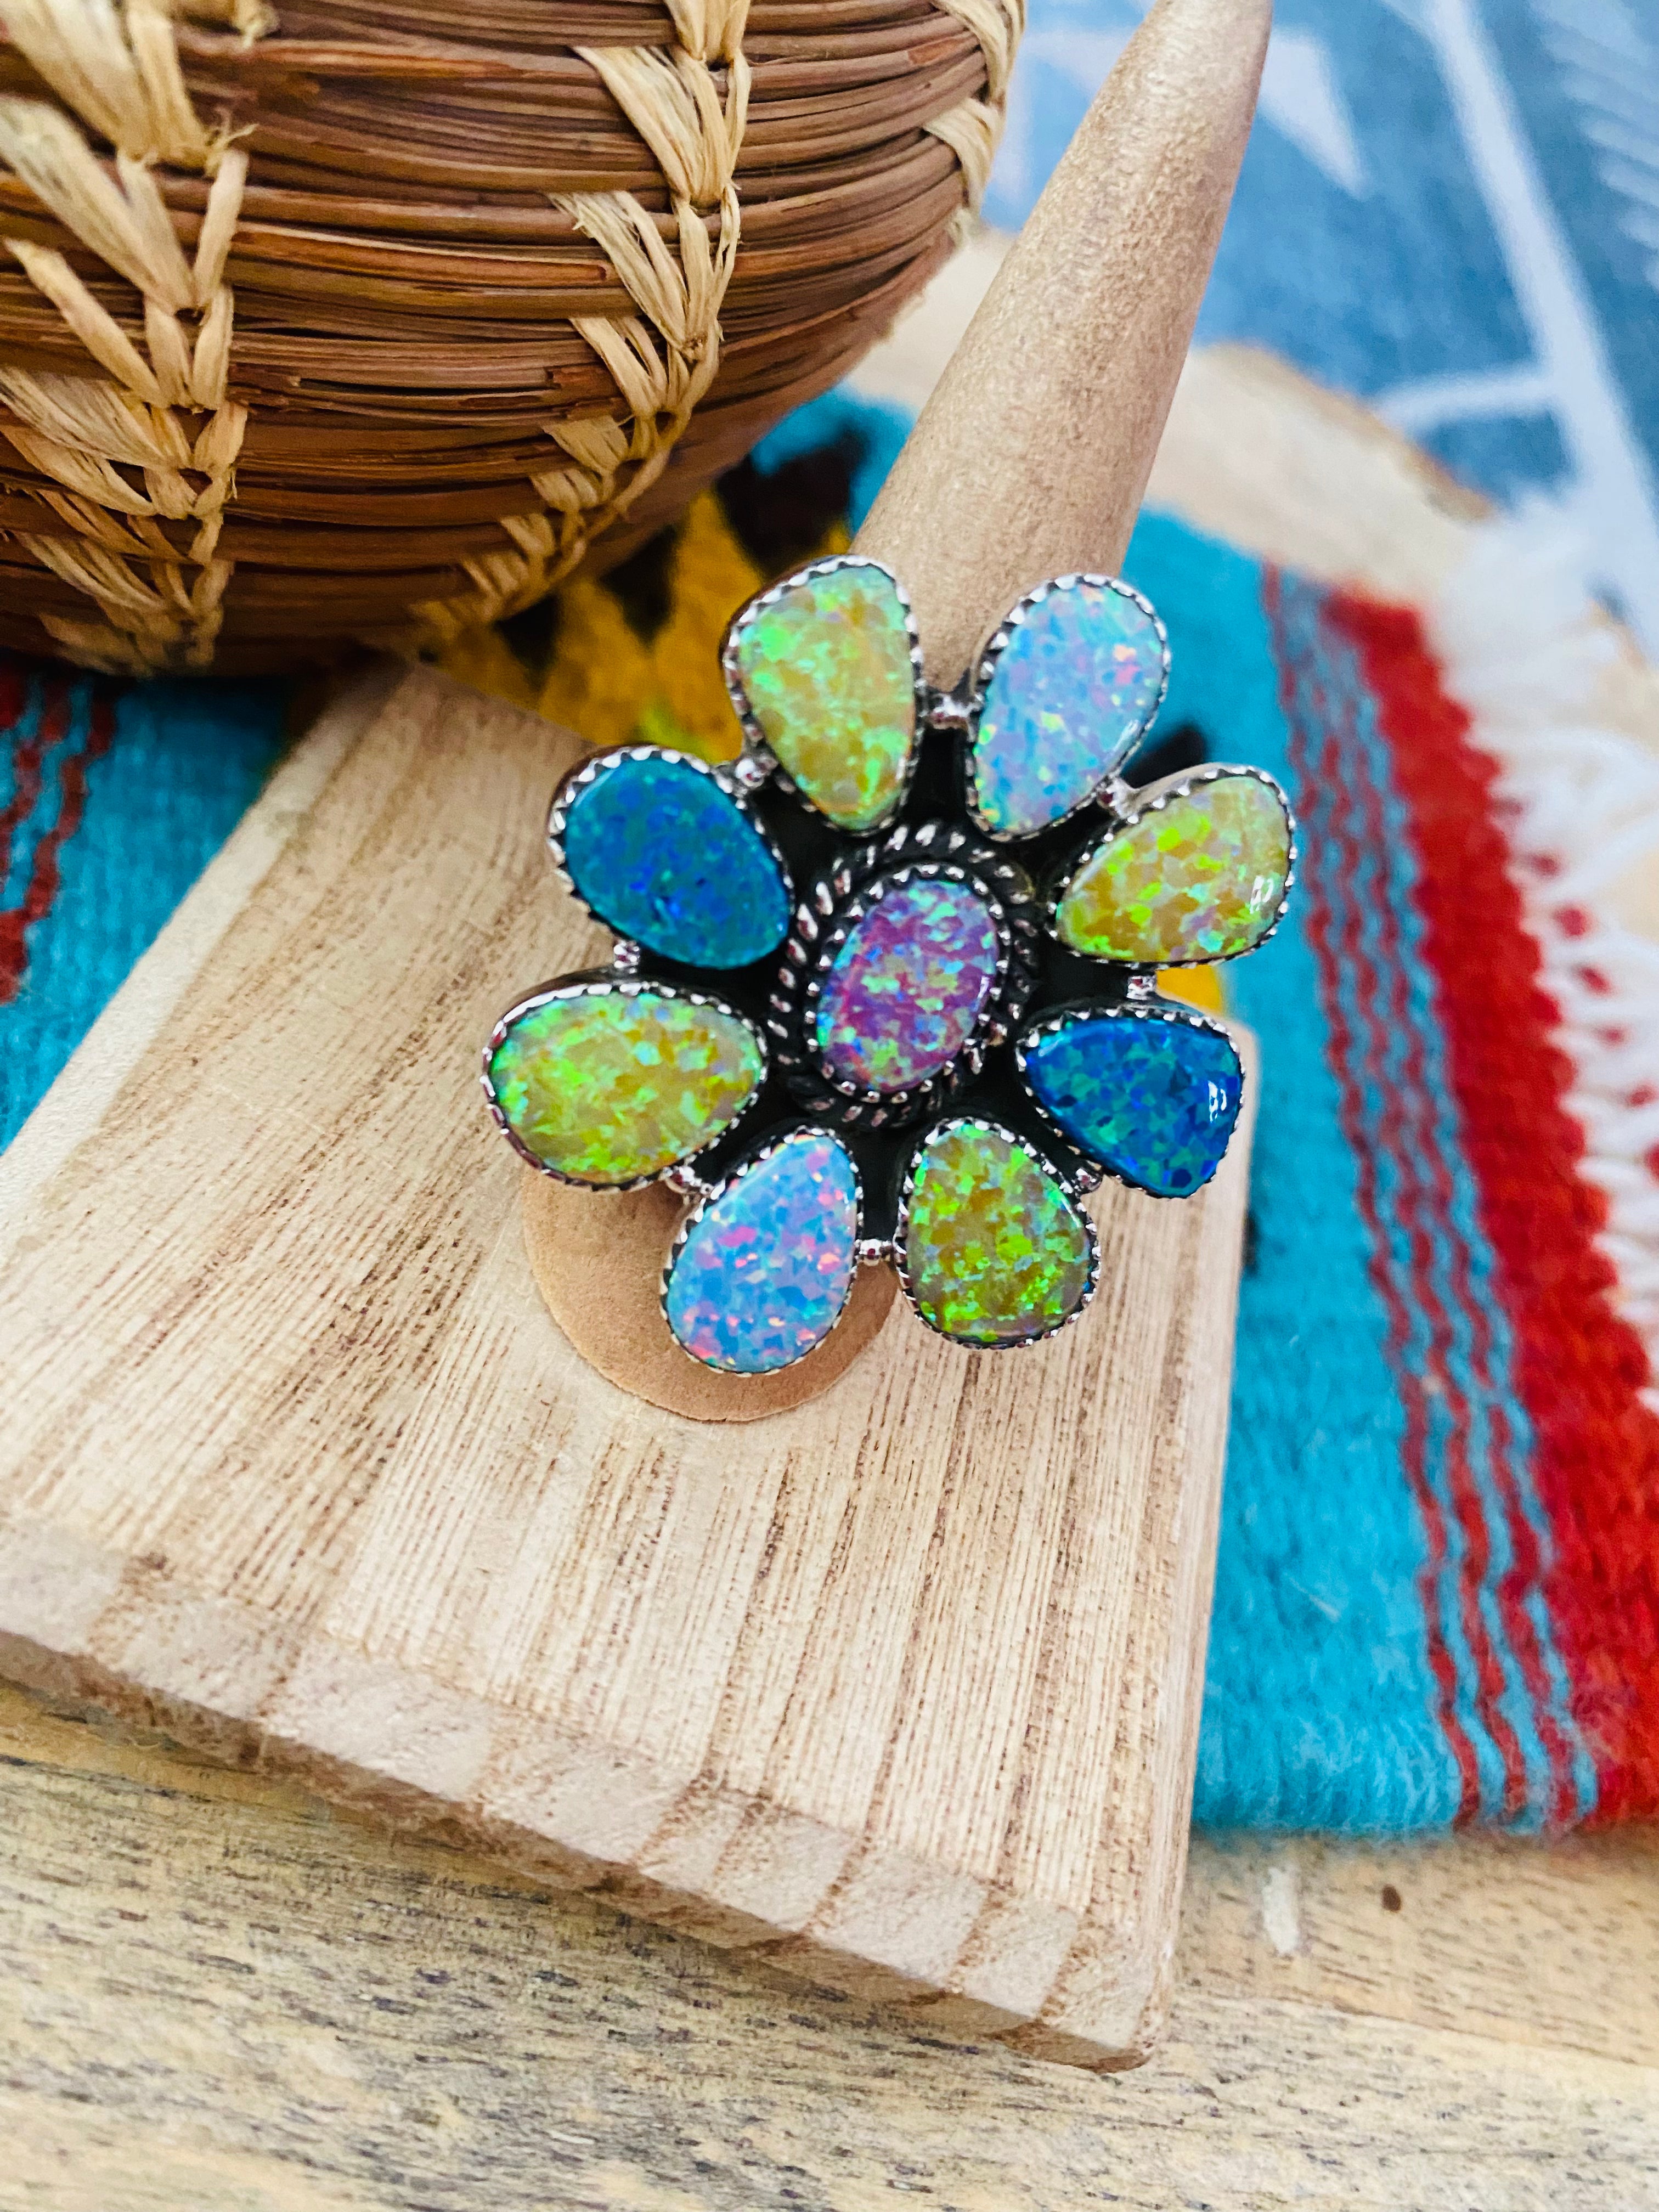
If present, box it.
[664,1131,860,1374]
[815,874,1001,1093]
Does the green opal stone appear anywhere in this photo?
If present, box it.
[489,988,764,1186]
[901,1120,1093,1348]
[732,563,916,832]
[1056,771,1291,964]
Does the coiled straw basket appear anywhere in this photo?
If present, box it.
[0,0,1021,676]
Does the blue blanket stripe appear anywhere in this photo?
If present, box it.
[0,674,286,1150]
[1317,607,1535,1819]
[1272,573,1509,1821]
[1312,612,1525,1820]
[1124,515,1469,1833]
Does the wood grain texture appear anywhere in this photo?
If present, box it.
[0,656,1253,2072]
[1,1685,1655,2212]
[1178,1829,1659,2073]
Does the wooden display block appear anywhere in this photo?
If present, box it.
[0,663,1252,2069]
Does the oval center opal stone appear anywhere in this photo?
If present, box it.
[901,1121,1094,1348]
[731,562,916,833]
[488,988,764,1186]
[1055,771,1291,964]
[815,875,1001,1093]
[560,751,791,968]
[973,579,1167,838]
[1024,1011,1244,1198]
[664,1132,861,1375]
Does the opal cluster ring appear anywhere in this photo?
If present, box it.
[482,556,1296,1375]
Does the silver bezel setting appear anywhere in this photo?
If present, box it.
[484,549,1302,1362]
[720,552,927,831]
[961,573,1172,844]
[766,819,1041,1134]
[659,1125,866,1376]
[545,743,795,967]
[1015,999,1246,1202]
[1047,762,1300,967]
[893,1114,1102,1351]
[481,973,769,1193]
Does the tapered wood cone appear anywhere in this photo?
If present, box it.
[531,0,1273,1420]
[858,0,1274,676]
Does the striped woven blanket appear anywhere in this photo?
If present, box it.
[4,396,1657,1835]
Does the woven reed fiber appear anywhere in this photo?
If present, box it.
[0,0,1021,677]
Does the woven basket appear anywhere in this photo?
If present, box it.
[0,0,1019,678]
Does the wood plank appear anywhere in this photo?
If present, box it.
[1181,1830,1659,2072]
[0,657,1253,2071]
[1,1687,1654,2212]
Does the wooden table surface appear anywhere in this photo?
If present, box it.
[7,339,1659,2206]
[4,1680,1656,2208]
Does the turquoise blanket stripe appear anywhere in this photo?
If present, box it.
[1125,516,1469,1832]
[0,676,286,1150]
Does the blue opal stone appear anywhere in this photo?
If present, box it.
[972,579,1167,838]
[1023,1009,1243,1198]
[561,751,791,967]
[815,874,1001,1092]
[664,1132,861,1374]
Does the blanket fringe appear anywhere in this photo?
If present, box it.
[1433,514,1659,1412]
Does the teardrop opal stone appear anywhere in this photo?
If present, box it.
[1055,772,1291,964]
[664,1132,861,1374]
[1024,1011,1243,1198]
[972,579,1166,837]
[815,876,1000,1093]
[901,1121,1093,1347]
[560,751,791,967]
[488,988,764,1186]
[730,562,916,832]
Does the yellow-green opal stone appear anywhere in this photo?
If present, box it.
[732,563,915,831]
[1056,773,1290,964]
[902,1121,1093,1348]
[489,989,764,1186]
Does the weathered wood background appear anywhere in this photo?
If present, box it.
[3,1681,1656,2209]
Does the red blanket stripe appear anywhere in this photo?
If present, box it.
[1330,594,1659,1824]
[1321,617,1547,1820]
[1319,598,1578,1823]
[1276,573,1528,1822]
[0,677,115,1008]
